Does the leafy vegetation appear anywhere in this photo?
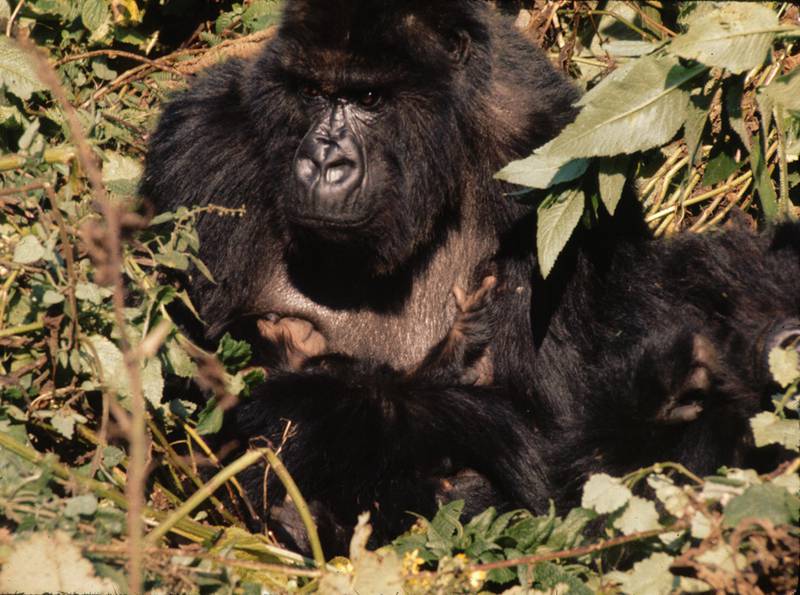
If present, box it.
[0,1,798,593]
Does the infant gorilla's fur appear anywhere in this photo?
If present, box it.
[142,0,800,554]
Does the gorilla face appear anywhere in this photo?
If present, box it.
[243,1,491,273]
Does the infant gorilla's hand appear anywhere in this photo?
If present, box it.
[257,316,327,371]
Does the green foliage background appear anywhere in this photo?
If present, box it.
[0,1,798,593]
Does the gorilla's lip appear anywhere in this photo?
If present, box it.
[287,210,375,230]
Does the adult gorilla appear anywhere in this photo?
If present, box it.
[141,0,800,553]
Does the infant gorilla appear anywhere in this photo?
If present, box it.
[257,275,499,386]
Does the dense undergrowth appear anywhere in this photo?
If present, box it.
[0,1,798,593]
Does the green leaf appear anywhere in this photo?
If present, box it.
[216,333,252,373]
[75,282,112,304]
[750,131,778,221]
[760,68,800,113]
[87,336,164,408]
[598,155,628,215]
[536,188,584,279]
[80,0,111,33]
[684,82,715,167]
[668,3,783,74]
[702,149,742,186]
[154,250,190,271]
[102,152,143,196]
[723,483,800,528]
[0,37,46,101]
[543,55,705,159]
[581,473,632,514]
[195,399,224,435]
[768,346,800,388]
[495,147,588,189]
[64,494,98,517]
[750,411,800,451]
[13,235,46,264]
[724,75,751,151]
[607,552,675,595]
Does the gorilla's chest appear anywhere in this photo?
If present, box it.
[254,237,492,369]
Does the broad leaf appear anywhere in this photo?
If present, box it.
[669,2,783,75]
[545,55,705,159]
[750,412,800,451]
[581,473,632,514]
[598,155,628,215]
[0,37,46,101]
[536,188,584,279]
[495,145,587,189]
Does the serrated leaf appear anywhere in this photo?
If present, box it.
[768,346,800,388]
[0,37,46,101]
[685,83,715,166]
[723,483,800,528]
[607,552,674,595]
[668,2,783,74]
[613,496,662,535]
[13,235,46,264]
[88,335,163,407]
[81,0,110,33]
[598,155,628,215]
[760,68,800,113]
[216,333,252,373]
[537,188,584,279]
[495,145,588,189]
[750,411,800,451]
[581,473,632,514]
[545,55,704,160]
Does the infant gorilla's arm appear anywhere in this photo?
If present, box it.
[255,275,498,384]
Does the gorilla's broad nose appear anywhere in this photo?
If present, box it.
[294,129,364,209]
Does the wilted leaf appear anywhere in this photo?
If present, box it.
[13,235,46,264]
[0,531,116,593]
[613,496,661,535]
[581,473,632,514]
[0,37,46,101]
[607,552,675,595]
[544,55,704,159]
[537,188,584,279]
[669,3,783,74]
[768,346,800,388]
[750,411,800,451]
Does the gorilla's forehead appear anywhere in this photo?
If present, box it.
[275,0,474,83]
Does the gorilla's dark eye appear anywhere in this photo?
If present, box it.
[300,84,321,101]
[357,90,382,109]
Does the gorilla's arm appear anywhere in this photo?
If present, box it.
[221,355,547,554]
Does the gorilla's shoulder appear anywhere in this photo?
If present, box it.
[140,59,254,211]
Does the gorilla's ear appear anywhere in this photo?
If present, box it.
[447,30,472,65]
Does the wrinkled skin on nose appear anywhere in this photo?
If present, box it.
[291,104,366,225]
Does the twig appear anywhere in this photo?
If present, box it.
[54,49,187,78]
[5,0,25,37]
[0,319,44,339]
[262,448,326,568]
[0,146,76,172]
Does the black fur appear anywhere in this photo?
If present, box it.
[141,0,800,554]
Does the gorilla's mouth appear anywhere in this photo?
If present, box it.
[287,207,375,230]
